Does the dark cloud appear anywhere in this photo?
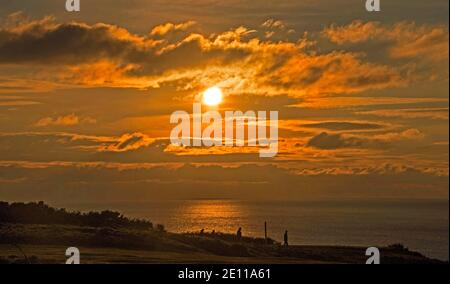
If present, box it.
[306,132,363,149]
[0,161,447,202]
[0,132,261,163]
[0,17,152,65]
[0,132,154,161]
[102,132,155,152]
[306,129,424,150]
[300,121,384,131]
[0,15,247,70]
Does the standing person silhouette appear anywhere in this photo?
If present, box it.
[236,227,242,240]
[284,230,289,246]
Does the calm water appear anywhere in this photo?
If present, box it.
[58,199,449,261]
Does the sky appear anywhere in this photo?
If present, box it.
[0,0,448,203]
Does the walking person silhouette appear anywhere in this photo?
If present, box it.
[283,230,289,246]
[236,227,242,240]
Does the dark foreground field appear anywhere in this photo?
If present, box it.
[0,223,444,264]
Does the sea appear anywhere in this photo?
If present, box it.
[57,199,449,261]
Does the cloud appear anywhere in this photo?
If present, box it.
[164,144,261,157]
[307,129,424,150]
[99,132,155,152]
[0,161,447,202]
[34,114,96,127]
[0,15,156,65]
[373,128,425,142]
[0,14,408,96]
[262,19,286,30]
[306,132,363,149]
[288,97,448,109]
[0,77,56,93]
[299,121,385,131]
[261,18,296,37]
[269,51,406,96]
[0,100,40,107]
[0,132,157,162]
[150,21,196,36]
[356,108,449,120]
[323,20,449,62]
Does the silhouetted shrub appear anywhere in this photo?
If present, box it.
[156,224,166,232]
[0,201,153,230]
[388,243,409,251]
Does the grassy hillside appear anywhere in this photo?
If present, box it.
[0,223,444,264]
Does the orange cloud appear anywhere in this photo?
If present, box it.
[323,20,449,62]
[262,19,286,30]
[373,128,425,142]
[306,129,424,150]
[34,114,96,127]
[288,97,448,109]
[281,120,388,133]
[150,21,196,36]
[99,132,155,152]
[356,108,449,120]
[0,15,411,97]
[270,51,406,96]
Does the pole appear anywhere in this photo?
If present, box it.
[264,221,267,243]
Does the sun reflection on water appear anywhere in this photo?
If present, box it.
[173,200,248,233]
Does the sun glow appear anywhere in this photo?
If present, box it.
[202,86,223,106]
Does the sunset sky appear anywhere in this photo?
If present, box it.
[0,0,448,202]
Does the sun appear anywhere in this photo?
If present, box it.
[202,86,223,106]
